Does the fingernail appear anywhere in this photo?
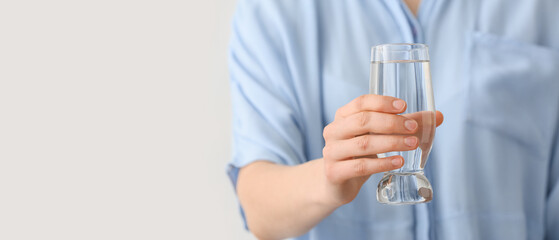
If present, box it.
[392,157,402,167]
[404,137,418,147]
[393,100,405,110]
[404,120,417,131]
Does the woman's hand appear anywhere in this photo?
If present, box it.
[321,94,444,207]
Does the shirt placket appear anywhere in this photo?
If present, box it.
[383,0,435,240]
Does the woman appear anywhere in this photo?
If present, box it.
[227,0,559,239]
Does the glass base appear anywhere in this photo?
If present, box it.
[376,172,433,205]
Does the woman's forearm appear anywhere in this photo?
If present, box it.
[237,159,336,240]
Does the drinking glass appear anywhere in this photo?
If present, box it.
[370,43,436,204]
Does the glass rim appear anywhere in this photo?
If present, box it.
[371,43,429,49]
[371,43,430,62]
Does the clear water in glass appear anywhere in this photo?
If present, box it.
[370,44,436,204]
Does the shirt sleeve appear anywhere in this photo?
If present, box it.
[546,129,559,239]
[226,0,307,230]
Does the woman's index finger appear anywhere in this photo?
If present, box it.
[335,94,407,119]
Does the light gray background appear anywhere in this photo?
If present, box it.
[0,1,256,239]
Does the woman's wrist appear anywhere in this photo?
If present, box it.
[308,158,346,209]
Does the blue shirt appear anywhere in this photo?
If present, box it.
[226,0,559,239]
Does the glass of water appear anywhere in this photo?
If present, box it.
[370,43,436,204]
